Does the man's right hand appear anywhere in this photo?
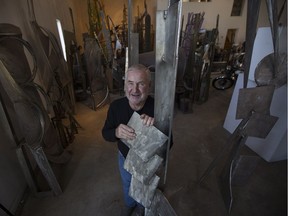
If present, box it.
[115,124,136,140]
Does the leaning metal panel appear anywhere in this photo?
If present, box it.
[236,86,275,119]
[129,33,139,66]
[244,0,261,88]
[154,0,182,185]
[155,0,182,135]
[243,112,278,138]
[0,60,62,195]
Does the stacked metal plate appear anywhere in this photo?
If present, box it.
[122,112,167,208]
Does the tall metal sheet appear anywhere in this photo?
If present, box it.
[154,0,182,180]
[154,1,182,132]
[130,33,139,66]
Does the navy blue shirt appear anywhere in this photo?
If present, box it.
[102,96,154,158]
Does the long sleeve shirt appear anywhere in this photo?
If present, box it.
[102,96,154,158]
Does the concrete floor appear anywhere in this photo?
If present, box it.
[18,86,287,216]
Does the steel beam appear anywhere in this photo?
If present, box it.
[154,0,182,183]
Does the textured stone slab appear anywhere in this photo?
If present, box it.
[129,174,160,208]
[122,112,168,162]
[145,189,178,216]
[124,149,163,184]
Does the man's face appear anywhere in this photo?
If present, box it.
[125,69,150,109]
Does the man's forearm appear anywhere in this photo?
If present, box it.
[102,128,118,142]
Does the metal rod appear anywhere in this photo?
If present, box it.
[0,203,14,216]
[198,110,253,184]
[243,0,261,88]
[128,0,133,67]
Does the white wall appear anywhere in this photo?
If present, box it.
[182,0,248,48]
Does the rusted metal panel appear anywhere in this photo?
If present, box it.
[243,112,278,138]
[236,86,275,119]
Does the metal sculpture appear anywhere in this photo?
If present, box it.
[119,0,182,214]
[86,0,114,108]
[83,37,109,110]
[134,0,153,53]
[154,0,182,181]
[27,0,80,143]
[0,60,62,196]
[199,1,286,213]
[254,0,287,88]
[178,11,218,109]
[0,17,77,195]
[199,109,277,213]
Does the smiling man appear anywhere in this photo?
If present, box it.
[102,64,154,216]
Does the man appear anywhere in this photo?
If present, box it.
[102,64,154,216]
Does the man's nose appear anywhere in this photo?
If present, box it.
[132,84,139,92]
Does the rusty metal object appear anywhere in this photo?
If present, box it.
[199,109,277,213]
[0,60,62,196]
[254,53,275,86]
[244,112,278,138]
[0,24,37,85]
[255,52,287,88]
[236,86,275,119]
[252,1,286,88]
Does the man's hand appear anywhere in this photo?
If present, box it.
[140,114,154,126]
[116,124,136,140]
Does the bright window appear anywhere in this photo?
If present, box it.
[56,19,67,61]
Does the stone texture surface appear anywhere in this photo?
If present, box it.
[121,112,168,162]
[124,149,163,184]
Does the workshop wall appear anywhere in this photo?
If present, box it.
[180,0,273,49]
[67,0,158,52]
[182,0,248,48]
